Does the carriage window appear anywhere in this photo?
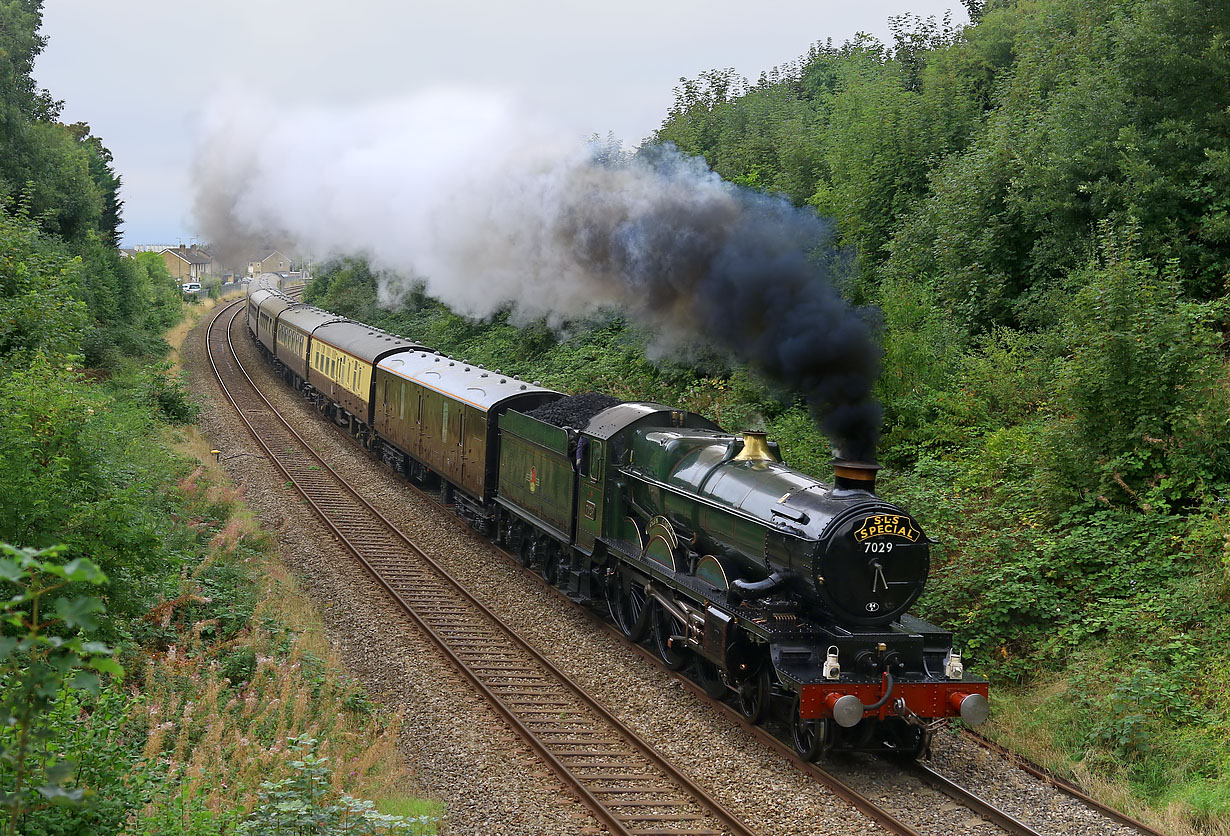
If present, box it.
[590,444,604,481]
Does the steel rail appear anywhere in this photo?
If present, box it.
[205,300,761,836]
[962,730,1169,836]
[906,761,1044,836]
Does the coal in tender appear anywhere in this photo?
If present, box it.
[528,392,622,429]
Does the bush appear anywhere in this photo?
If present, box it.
[1048,222,1230,510]
[239,737,437,836]
[0,544,127,835]
[130,782,242,836]
[135,362,199,424]
[0,207,88,366]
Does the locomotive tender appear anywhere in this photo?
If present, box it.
[247,277,988,759]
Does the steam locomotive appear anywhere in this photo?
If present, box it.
[246,278,989,760]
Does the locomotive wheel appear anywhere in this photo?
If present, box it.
[652,603,689,671]
[695,659,728,699]
[539,542,560,585]
[607,568,650,642]
[495,516,512,547]
[737,667,771,724]
[517,535,535,569]
[791,695,827,762]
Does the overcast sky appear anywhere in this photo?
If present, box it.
[34,1,965,247]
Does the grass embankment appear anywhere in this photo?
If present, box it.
[301,264,1230,836]
[134,297,442,832]
[1,293,441,835]
[133,433,438,833]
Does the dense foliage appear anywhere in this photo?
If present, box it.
[658,13,1230,814]
[305,0,1230,827]
[1,4,434,834]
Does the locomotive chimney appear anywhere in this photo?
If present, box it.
[832,460,881,493]
[733,431,775,462]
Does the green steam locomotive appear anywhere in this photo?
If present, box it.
[248,280,988,759]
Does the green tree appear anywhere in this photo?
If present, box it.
[0,543,121,834]
[810,34,982,285]
[67,123,123,248]
[0,206,87,364]
[0,3,122,248]
[0,0,61,200]
[885,0,1230,333]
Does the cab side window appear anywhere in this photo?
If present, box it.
[576,437,589,476]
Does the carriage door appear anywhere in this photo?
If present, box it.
[576,438,605,551]
[446,401,462,474]
[460,409,485,496]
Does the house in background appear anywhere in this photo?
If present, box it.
[246,250,293,277]
[160,245,216,282]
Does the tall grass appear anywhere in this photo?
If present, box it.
[128,426,436,829]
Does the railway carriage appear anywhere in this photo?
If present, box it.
[274,306,346,388]
[246,287,271,337]
[305,321,424,440]
[247,287,279,350]
[373,352,559,531]
[254,290,298,357]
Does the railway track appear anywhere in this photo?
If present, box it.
[494,556,1098,836]
[207,299,758,836]
[206,295,1155,836]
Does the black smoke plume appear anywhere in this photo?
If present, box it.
[563,147,882,460]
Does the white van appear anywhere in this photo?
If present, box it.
[182,282,202,294]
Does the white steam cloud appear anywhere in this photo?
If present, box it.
[197,89,707,320]
[194,89,883,458]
